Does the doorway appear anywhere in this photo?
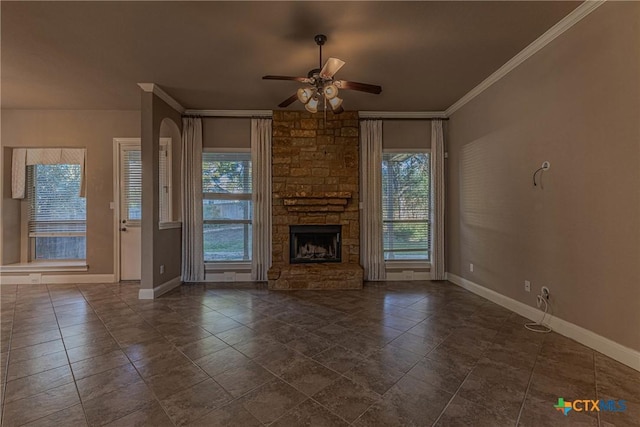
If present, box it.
[113,137,173,282]
[115,139,142,281]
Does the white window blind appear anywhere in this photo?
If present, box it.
[382,152,430,260]
[202,152,252,262]
[28,164,86,259]
[122,149,142,222]
[159,141,172,223]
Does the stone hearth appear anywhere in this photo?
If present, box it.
[268,110,363,290]
[268,263,363,290]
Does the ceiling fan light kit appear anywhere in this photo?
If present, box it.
[328,96,343,110]
[297,87,316,104]
[263,34,382,113]
[324,84,339,99]
[305,97,319,113]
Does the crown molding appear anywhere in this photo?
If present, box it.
[445,0,606,117]
[183,109,273,118]
[137,83,185,114]
[359,111,448,119]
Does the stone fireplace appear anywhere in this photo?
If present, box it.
[268,110,364,290]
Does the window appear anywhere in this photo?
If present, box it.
[202,152,252,262]
[122,148,142,222]
[28,164,86,260]
[382,152,430,261]
[159,139,172,223]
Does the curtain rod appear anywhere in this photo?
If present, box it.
[358,111,448,119]
[182,115,273,119]
[183,109,273,118]
[358,117,449,121]
[184,110,448,119]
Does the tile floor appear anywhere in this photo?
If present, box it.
[0,281,638,426]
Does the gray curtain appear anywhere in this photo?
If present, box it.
[181,117,205,282]
[251,118,272,281]
[431,119,446,280]
[360,120,386,280]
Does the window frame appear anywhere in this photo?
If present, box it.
[381,148,432,265]
[202,148,253,265]
[26,163,87,262]
[158,138,174,227]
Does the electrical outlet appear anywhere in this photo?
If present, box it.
[223,272,236,282]
[29,273,42,284]
[469,263,474,273]
[159,265,165,274]
[524,280,531,292]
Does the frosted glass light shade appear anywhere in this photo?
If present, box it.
[323,84,339,99]
[305,97,319,113]
[297,87,315,104]
[328,96,343,111]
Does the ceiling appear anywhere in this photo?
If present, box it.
[1,1,581,112]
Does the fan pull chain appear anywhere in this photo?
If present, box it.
[323,97,327,123]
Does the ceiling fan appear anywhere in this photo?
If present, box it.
[263,34,382,114]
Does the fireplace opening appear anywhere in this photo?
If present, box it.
[290,225,341,264]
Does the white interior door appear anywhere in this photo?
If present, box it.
[120,144,142,281]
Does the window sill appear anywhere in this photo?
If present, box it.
[159,221,182,230]
[0,261,89,273]
[205,262,251,272]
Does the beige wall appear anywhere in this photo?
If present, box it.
[447,3,640,351]
[383,120,431,150]
[203,117,250,149]
[201,117,432,151]
[1,110,140,274]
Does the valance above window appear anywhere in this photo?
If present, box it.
[12,148,86,199]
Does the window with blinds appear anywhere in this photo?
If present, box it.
[202,152,252,262]
[159,141,172,223]
[382,152,430,261]
[28,164,86,260]
[122,149,142,222]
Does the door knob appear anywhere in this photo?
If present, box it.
[121,228,127,232]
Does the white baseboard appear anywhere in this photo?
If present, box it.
[446,272,640,372]
[138,275,182,299]
[0,274,115,285]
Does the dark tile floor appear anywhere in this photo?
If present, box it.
[0,281,638,426]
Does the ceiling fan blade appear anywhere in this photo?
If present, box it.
[263,75,311,83]
[332,106,345,115]
[319,58,345,79]
[335,80,382,94]
[278,93,299,108]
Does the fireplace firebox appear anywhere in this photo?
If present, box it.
[290,225,341,264]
